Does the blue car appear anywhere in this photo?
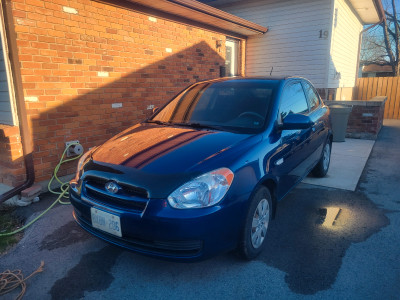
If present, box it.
[70,77,332,261]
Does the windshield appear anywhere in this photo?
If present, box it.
[150,79,279,133]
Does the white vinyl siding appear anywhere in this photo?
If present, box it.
[217,0,332,88]
[0,33,12,125]
[328,0,363,88]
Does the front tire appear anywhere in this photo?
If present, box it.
[312,140,331,177]
[238,186,272,260]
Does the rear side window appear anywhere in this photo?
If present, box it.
[279,82,309,121]
[302,81,320,111]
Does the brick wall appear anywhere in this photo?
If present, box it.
[325,97,386,140]
[346,99,386,140]
[11,0,232,182]
[0,125,25,186]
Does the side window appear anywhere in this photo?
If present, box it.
[302,81,320,112]
[279,82,309,121]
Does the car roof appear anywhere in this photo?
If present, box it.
[197,76,307,84]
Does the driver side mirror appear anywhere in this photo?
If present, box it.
[278,114,314,130]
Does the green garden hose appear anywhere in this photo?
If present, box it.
[0,143,83,237]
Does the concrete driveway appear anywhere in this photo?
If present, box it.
[1,120,399,300]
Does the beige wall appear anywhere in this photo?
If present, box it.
[328,0,363,89]
[216,0,332,88]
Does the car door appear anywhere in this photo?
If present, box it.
[275,81,312,199]
[301,80,327,166]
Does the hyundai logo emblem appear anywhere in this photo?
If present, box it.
[105,181,119,194]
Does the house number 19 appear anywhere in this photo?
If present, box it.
[319,30,329,39]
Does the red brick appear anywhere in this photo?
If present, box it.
[26,0,45,7]
[0,126,20,137]
[14,25,30,33]
[30,27,48,35]
[44,2,61,11]
[38,36,56,43]
[48,30,65,37]
[17,40,30,47]
[40,49,58,56]
[32,56,52,63]
[46,16,64,25]
[31,42,49,49]
[13,10,27,18]
[13,3,29,12]
[24,75,43,82]
[42,63,59,69]
[50,44,66,51]
[36,21,54,29]
[26,12,47,21]
[25,89,44,96]
[19,54,33,61]
[21,184,42,198]
[52,0,70,6]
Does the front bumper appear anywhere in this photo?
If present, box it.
[70,187,246,261]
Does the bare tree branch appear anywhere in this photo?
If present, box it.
[383,10,400,33]
[361,2,400,75]
[392,0,400,75]
[381,7,397,74]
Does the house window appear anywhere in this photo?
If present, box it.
[225,38,239,77]
[0,13,15,126]
[0,40,12,125]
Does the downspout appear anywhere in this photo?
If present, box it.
[355,0,386,83]
[0,0,35,203]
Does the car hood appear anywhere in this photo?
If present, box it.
[85,123,260,198]
[92,123,254,173]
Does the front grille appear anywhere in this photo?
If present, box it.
[85,186,147,212]
[85,176,148,198]
[75,213,203,258]
[83,176,148,213]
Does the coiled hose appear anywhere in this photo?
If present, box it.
[0,142,83,236]
[0,143,83,299]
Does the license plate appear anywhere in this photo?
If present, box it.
[91,207,122,237]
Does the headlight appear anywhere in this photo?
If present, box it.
[75,149,93,180]
[167,168,234,209]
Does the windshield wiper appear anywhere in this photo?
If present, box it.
[172,122,223,131]
[145,120,170,125]
[146,120,223,131]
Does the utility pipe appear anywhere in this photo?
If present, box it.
[0,0,35,203]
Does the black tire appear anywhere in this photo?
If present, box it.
[312,139,332,178]
[238,186,272,260]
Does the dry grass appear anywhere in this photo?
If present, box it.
[0,205,23,254]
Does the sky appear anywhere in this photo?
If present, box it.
[381,0,400,10]
[360,0,400,63]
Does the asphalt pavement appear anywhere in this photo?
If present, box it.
[1,120,399,300]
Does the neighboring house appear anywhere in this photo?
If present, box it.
[0,0,267,190]
[360,63,394,77]
[200,0,384,100]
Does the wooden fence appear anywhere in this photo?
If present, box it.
[354,77,400,119]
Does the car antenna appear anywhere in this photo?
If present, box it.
[270,67,273,76]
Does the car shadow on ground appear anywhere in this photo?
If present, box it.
[46,185,390,298]
[256,185,389,294]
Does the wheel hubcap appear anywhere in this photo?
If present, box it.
[251,198,270,249]
[323,143,331,171]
